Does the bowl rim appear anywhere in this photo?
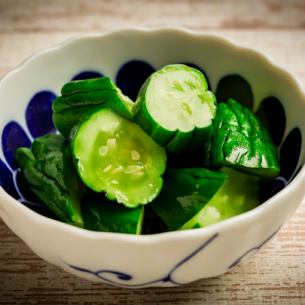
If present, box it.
[1,26,305,243]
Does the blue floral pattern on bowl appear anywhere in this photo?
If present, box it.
[0,60,302,285]
[67,233,218,287]
[64,223,283,287]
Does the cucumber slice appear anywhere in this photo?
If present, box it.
[211,98,280,179]
[82,194,144,234]
[134,64,216,153]
[150,168,227,231]
[53,77,134,137]
[72,108,166,208]
[180,168,260,229]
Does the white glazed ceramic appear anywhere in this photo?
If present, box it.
[0,28,304,288]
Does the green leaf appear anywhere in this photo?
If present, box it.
[16,134,84,227]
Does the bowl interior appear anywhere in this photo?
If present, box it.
[0,29,304,223]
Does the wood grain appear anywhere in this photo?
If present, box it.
[0,1,305,304]
[0,0,305,32]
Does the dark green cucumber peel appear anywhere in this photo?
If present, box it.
[141,206,168,234]
[150,168,227,231]
[16,135,84,227]
[210,98,280,179]
[82,193,144,234]
[53,77,134,137]
[71,108,167,208]
[134,64,216,154]
[61,77,117,96]
[181,168,260,229]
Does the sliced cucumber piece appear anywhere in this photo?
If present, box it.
[53,77,134,137]
[134,64,216,153]
[72,108,166,208]
[82,194,144,234]
[210,98,280,179]
[150,168,227,231]
[180,168,260,229]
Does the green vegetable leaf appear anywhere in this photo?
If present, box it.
[16,134,84,227]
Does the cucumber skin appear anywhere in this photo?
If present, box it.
[210,99,280,179]
[61,77,116,96]
[53,77,134,138]
[150,168,228,231]
[180,168,260,230]
[82,193,144,235]
[166,130,194,154]
[69,109,107,193]
[52,91,115,112]
[134,88,174,146]
[134,64,216,154]
[141,206,168,234]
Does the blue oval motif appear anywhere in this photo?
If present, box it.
[0,159,19,199]
[280,127,302,181]
[116,60,155,100]
[26,91,57,138]
[2,121,31,170]
[216,74,253,109]
[256,97,286,146]
[72,71,103,81]
[259,176,287,202]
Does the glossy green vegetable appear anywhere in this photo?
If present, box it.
[180,168,260,229]
[16,134,84,227]
[141,206,167,234]
[71,108,167,208]
[15,65,279,235]
[82,194,144,234]
[150,168,227,230]
[53,77,134,137]
[134,64,216,153]
[211,98,280,178]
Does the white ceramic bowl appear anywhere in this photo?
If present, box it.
[0,28,304,288]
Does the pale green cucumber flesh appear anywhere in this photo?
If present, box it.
[146,65,215,131]
[180,168,260,229]
[72,108,166,208]
[135,64,216,152]
[151,168,228,231]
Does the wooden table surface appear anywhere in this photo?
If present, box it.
[0,1,305,304]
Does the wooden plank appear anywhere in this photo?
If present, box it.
[1,30,305,81]
[0,0,304,32]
